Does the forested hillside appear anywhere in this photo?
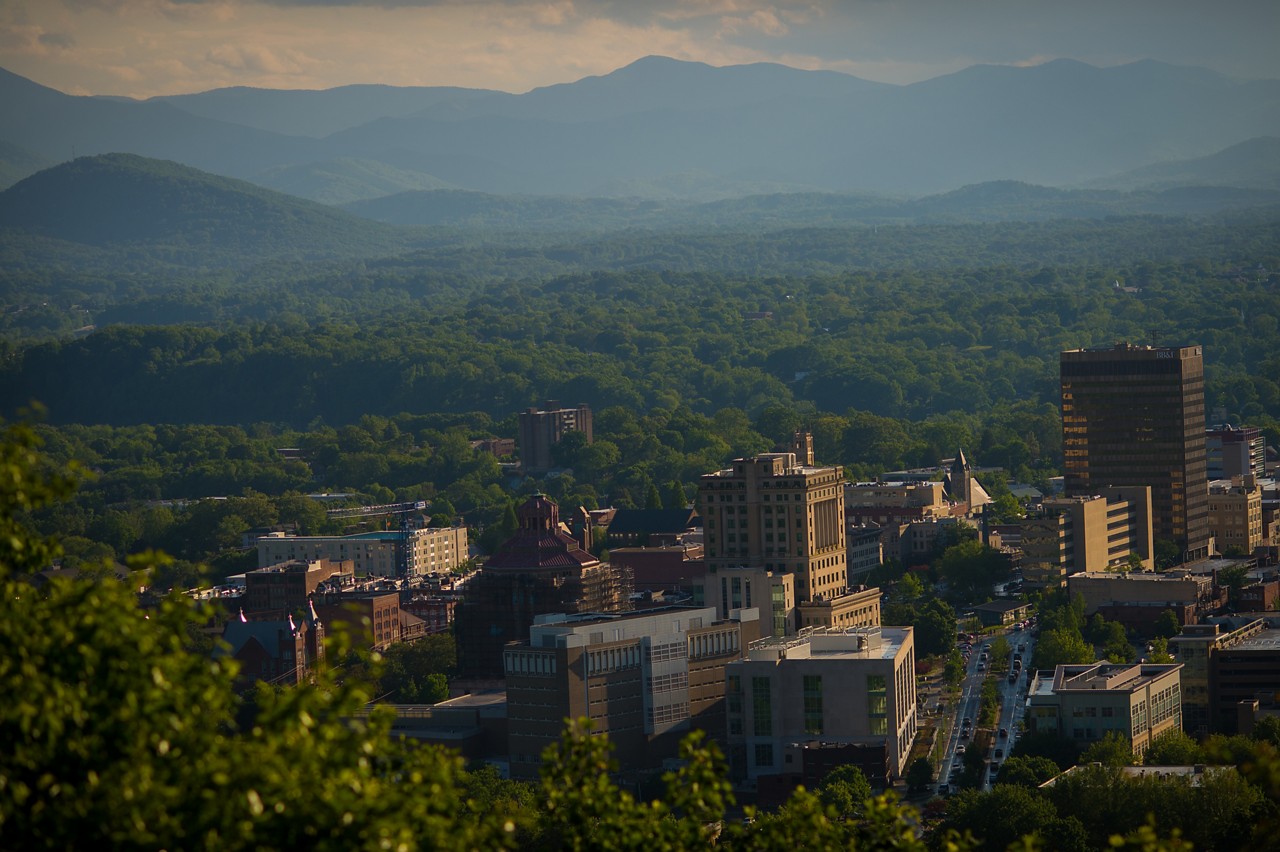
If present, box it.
[5,251,1279,432]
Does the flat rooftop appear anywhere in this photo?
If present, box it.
[746,626,909,662]
[1226,628,1280,653]
[1054,662,1182,693]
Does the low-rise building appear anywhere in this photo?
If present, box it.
[314,590,403,651]
[797,585,882,632]
[504,605,762,780]
[610,544,704,592]
[1026,662,1183,758]
[1066,570,1213,632]
[726,626,917,789]
[242,558,352,616]
[256,525,468,579]
[220,605,324,688]
[972,599,1032,627]
[846,525,883,581]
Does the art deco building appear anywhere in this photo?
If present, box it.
[700,452,870,634]
[1208,475,1264,555]
[1061,343,1209,562]
[700,452,847,604]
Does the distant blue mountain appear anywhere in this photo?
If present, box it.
[2,57,1278,199]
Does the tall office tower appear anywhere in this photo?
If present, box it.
[699,452,849,623]
[517,401,593,473]
[1061,343,1209,562]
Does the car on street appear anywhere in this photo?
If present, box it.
[999,727,1008,738]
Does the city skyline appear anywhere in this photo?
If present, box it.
[2,0,1277,99]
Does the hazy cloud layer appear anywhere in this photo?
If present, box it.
[2,0,1277,97]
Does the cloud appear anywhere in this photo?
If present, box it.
[38,30,77,48]
[205,42,305,74]
[720,8,789,37]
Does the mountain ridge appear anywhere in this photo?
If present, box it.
[3,57,1278,200]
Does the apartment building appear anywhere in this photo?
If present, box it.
[256,525,468,579]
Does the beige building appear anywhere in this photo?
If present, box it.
[1209,475,1263,555]
[844,481,952,522]
[257,526,468,579]
[1021,486,1153,590]
[798,585,882,631]
[504,605,762,780]
[726,626,917,785]
[701,452,874,636]
[1027,662,1183,758]
[703,565,796,638]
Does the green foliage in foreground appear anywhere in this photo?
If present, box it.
[0,421,1254,850]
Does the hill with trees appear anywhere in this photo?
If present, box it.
[0,154,413,266]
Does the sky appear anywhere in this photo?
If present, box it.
[2,0,1278,99]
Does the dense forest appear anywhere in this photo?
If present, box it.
[3,155,1280,590]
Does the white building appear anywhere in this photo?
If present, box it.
[726,625,916,786]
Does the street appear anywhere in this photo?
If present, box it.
[934,622,1037,794]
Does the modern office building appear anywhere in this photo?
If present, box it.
[1206,425,1265,481]
[703,565,796,638]
[1026,662,1183,758]
[725,626,917,787]
[455,494,631,677]
[1061,343,1210,562]
[517,401,593,473]
[503,605,762,779]
[1020,486,1153,590]
[700,452,849,613]
[256,525,468,579]
[1170,618,1280,735]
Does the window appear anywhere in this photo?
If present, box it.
[752,677,773,736]
[803,675,823,735]
[754,743,774,768]
[867,674,888,736]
